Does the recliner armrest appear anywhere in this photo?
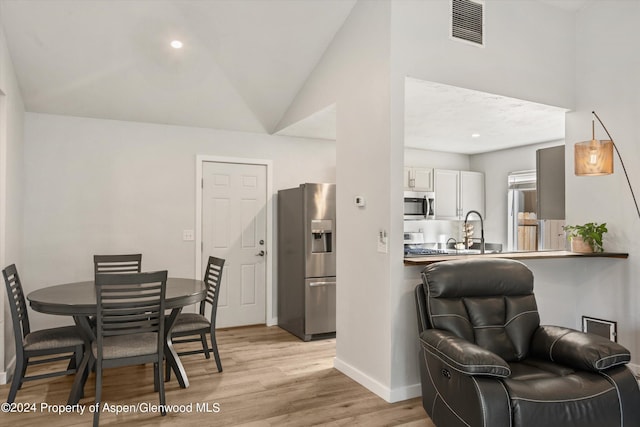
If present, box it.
[420,329,511,378]
[531,325,631,372]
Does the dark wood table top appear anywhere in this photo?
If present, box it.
[403,250,629,266]
[28,277,206,316]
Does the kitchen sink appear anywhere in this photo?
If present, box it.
[444,249,482,254]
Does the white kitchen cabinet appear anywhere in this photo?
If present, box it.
[433,169,485,219]
[404,167,433,191]
[433,169,459,219]
[460,171,485,218]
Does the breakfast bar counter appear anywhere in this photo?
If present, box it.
[403,250,629,266]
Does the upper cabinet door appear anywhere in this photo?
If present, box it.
[536,146,565,220]
[403,167,413,190]
[404,167,433,191]
[412,168,433,191]
[460,171,485,219]
[434,169,460,219]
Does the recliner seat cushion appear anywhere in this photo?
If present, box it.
[505,369,622,427]
[509,358,575,381]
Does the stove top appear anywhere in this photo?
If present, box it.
[404,246,448,256]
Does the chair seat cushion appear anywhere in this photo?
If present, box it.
[24,326,85,351]
[505,370,621,427]
[509,358,575,381]
[172,313,210,334]
[92,332,158,359]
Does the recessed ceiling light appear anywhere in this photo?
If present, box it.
[170,40,183,49]
[471,133,481,138]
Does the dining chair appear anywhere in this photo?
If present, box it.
[91,270,168,426]
[93,254,142,275]
[167,256,225,378]
[2,264,85,404]
[90,254,143,328]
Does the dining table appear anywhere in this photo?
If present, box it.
[27,277,207,404]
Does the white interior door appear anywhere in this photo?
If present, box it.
[202,162,267,327]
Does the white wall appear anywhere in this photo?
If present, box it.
[334,1,398,398]
[0,20,25,384]
[22,113,336,331]
[404,147,469,171]
[470,140,565,247]
[392,0,574,110]
[564,1,640,358]
[280,0,401,399]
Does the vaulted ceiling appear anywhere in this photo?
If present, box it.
[0,0,356,134]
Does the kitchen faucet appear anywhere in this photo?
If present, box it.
[464,210,485,254]
[446,237,458,252]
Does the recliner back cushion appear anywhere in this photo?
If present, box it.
[422,258,540,362]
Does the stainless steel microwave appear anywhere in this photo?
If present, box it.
[404,191,434,220]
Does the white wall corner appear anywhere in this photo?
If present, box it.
[333,357,421,403]
[627,363,640,381]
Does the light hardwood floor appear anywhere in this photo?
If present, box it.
[1,325,434,426]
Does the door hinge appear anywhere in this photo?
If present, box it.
[201,178,203,188]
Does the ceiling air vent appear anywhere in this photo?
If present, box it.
[451,0,484,46]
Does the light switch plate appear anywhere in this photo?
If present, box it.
[377,229,388,253]
[183,229,195,241]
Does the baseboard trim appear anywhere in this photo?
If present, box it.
[390,381,422,403]
[333,357,421,403]
[0,355,15,385]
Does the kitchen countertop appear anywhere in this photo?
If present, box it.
[403,250,629,266]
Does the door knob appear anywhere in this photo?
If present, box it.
[256,250,265,256]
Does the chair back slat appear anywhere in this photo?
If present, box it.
[199,257,225,320]
[2,264,31,338]
[95,270,167,351]
[94,254,142,276]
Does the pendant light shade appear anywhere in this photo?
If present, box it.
[575,111,640,220]
[574,139,613,176]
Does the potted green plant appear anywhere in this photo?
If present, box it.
[563,222,608,253]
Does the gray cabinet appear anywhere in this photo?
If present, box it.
[536,146,565,220]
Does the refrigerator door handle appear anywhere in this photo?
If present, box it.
[308,281,335,287]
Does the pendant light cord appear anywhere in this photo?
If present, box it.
[592,111,640,220]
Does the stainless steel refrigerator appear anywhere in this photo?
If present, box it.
[507,169,565,252]
[277,183,336,341]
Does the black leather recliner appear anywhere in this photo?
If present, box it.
[415,258,640,427]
